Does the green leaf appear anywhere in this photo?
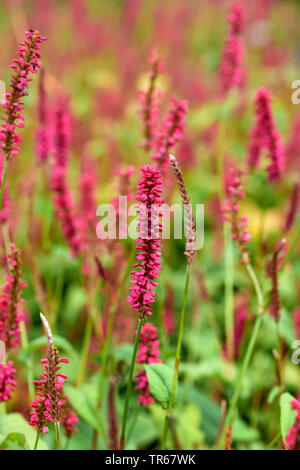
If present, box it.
[0,413,47,450]
[280,392,297,445]
[64,384,106,436]
[0,432,26,450]
[144,363,174,409]
[268,385,282,404]
[232,419,260,442]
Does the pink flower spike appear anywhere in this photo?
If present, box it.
[128,165,164,318]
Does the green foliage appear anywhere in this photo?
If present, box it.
[0,414,47,450]
[145,363,174,409]
[280,392,297,445]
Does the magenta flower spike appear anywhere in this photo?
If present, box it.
[152,98,188,171]
[0,244,27,350]
[28,313,78,437]
[222,168,251,263]
[247,87,285,181]
[139,49,164,152]
[135,323,161,405]
[128,165,164,319]
[220,3,246,97]
[0,30,47,160]
[51,103,81,256]
[0,340,17,403]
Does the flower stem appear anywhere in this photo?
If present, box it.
[224,223,234,360]
[20,320,34,400]
[119,316,143,450]
[161,264,191,450]
[76,314,93,387]
[0,158,9,211]
[33,432,40,450]
[217,262,265,449]
[55,421,62,450]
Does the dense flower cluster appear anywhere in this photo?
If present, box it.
[128,165,164,318]
[0,244,27,349]
[0,360,17,402]
[220,3,246,97]
[223,168,250,263]
[152,98,188,171]
[139,49,163,152]
[29,314,78,436]
[285,397,300,450]
[0,30,46,159]
[135,322,161,406]
[247,87,285,182]
[52,105,81,256]
[35,68,50,163]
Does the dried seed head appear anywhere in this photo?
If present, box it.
[169,154,195,263]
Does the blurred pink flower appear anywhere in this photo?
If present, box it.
[0,360,17,402]
[247,88,285,182]
[135,322,161,406]
[0,244,26,349]
[220,3,246,97]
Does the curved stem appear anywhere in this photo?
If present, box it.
[119,316,143,450]
[161,264,191,450]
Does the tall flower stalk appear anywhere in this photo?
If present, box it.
[119,165,164,449]
[161,154,195,449]
[29,313,77,450]
[0,30,46,210]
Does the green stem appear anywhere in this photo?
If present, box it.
[20,320,34,400]
[245,263,264,314]
[217,262,265,449]
[33,432,40,450]
[76,315,93,387]
[161,264,191,450]
[55,421,62,450]
[119,316,143,450]
[224,223,234,360]
[0,158,9,212]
